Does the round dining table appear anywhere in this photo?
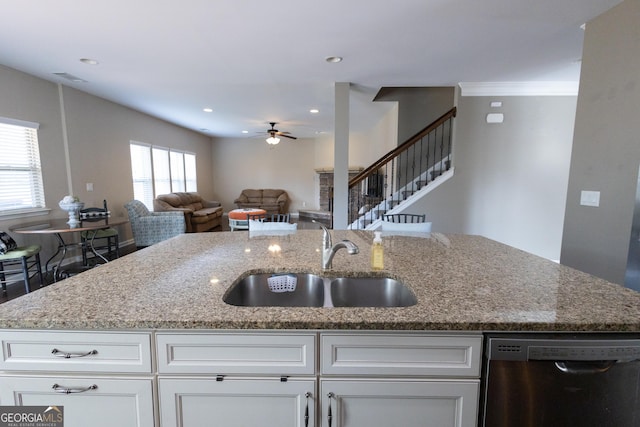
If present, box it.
[10,217,128,282]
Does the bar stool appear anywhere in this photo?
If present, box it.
[0,244,44,295]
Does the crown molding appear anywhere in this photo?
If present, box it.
[458,81,579,97]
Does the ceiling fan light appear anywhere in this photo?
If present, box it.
[266,136,280,145]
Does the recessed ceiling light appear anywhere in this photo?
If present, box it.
[310,109,320,114]
[80,58,99,65]
[325,56,343,63]
[203,108,213,113]
[241,130,249,134]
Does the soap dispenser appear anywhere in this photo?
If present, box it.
[371,231,384,270]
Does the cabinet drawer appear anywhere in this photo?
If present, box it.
[0,375,154,427]
[321,333,482,377]
[0,330,152,373]
[156,332,316,375]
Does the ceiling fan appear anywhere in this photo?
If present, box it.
[264,122,297,145]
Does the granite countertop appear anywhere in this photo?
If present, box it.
[1,230,640,332]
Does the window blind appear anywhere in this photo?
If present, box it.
[152,147,171,197]
[185,153,197,192]
[129,142,154,209]
[0,117,46,214]
[170,150,186,192]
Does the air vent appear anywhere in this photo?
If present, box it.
[497,344,522,353]
[53,72,87,83]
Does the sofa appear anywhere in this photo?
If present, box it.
[153,192,223,232]
[234,189,288,215]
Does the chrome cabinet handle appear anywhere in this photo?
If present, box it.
[327,392,334,427]
[305,392,311,427]
[52,383,98,394]
[51,348,98,358]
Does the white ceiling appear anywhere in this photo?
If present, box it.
[0,0,621,139]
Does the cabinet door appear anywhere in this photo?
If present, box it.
[0,376,154,427]
[159,377,315,427]
[320,379,479,427]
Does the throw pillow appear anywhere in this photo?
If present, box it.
[0,231,18,254]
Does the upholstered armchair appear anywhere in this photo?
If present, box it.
[124,200,186,248]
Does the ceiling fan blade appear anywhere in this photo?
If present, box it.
[280,134,297,140]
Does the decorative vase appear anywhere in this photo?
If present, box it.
[59,201,85,226]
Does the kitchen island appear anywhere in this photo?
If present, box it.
[1,230,639,427]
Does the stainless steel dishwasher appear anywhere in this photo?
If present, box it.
[480,334,640,427]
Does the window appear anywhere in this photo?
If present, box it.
[129,141,197,210]
[170,150,185,192]
[185,153,197,192]
[152,147,171,196]
[0,117,45,215]
[130,143,154,209]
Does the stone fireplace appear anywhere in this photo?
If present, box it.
[316,167,363,211]
[299,167,365,228]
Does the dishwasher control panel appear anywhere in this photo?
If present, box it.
[488,337,640,361]
[529,344,640,361]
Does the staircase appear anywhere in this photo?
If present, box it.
[346,107,456,230]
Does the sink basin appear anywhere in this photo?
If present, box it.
[224,273,325,307]
[224,273,416,308]
[330,277,417,307]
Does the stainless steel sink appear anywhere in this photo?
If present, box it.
[330,277,417,307]
[223,273,325,307]
[224,273,416,308]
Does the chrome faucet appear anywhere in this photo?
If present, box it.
[313,220,359,270]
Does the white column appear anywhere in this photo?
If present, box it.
[333,82,350,229]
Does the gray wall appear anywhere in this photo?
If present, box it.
[560,0,640,285]
[410,95,577,261]
[374,87,455,143]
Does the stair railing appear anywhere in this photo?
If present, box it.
[346,107,456,229]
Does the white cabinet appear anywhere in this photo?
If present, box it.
[0,329,482,427]
[320,379,478,427]
[156,332,315,375]
[0,375,154,427]
[319,333,482,427]
[156,331,317,427]
[159,377,315,427]
[0,330,155,427]
[0,330,152,373]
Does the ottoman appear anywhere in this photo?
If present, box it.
[228,208,267,231]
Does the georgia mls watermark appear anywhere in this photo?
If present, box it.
[0,406,63,427]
